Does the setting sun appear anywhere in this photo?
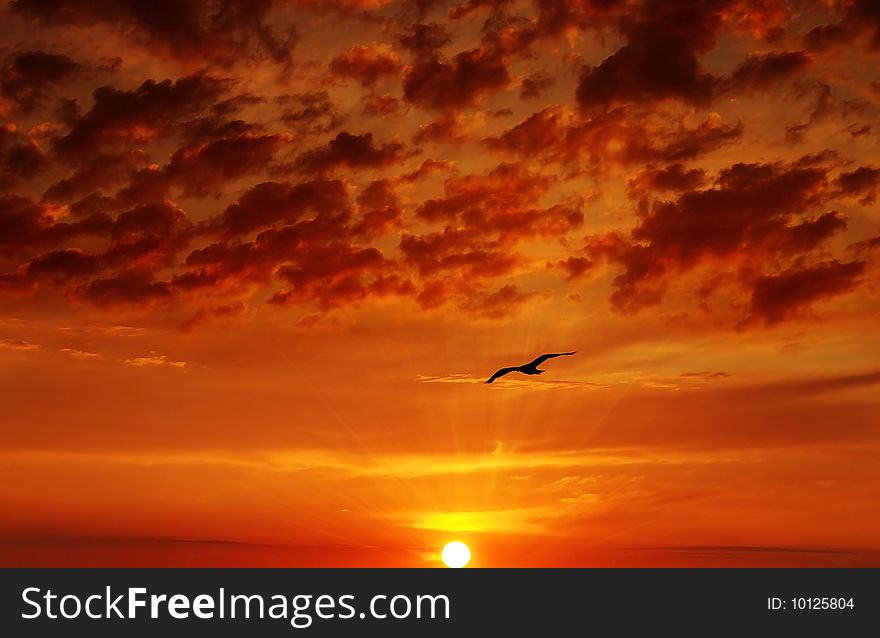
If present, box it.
[441,542,471,569]
[0,0,879,571]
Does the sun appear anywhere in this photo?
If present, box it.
[441,541,471,568]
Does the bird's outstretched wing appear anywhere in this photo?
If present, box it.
[485,367,520,383]
[526,351,576,367]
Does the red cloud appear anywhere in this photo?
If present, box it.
[217,179,350,236]
[279,92,344,134]
[746,260,866,325]
[26,248,101,280]
[721,50,812,92]
[402,47,510,111]
[486,106,743,167]
[0,123,44,190]
[54,74,232,160]
[79,270,174,306]
[296,131,405,173]
[805,0,880,52]
[10,0,297,65]
[561,158,857,319]
[1,50,80,112]
[329,43,400,86]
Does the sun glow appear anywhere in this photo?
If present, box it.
[441,541,471,568]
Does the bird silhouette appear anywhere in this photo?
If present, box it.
[485,352,576,384]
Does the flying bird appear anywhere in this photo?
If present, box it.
[485,352,576,384]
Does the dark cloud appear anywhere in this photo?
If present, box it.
[576,33,716,110]
[353,179,403,237]
[279,92,345,134]
[42,151,148,203]
[1,0,875,331]
[329,43,400,86]
[520,71,555,99]
[721,50,812,92]
[361,93,400,117]
[576,4,809,110]
[563,159,854,316]
[805,0,880,52]
[216,179,350,236]
[746,260,866,325]
[164,132,286,198]
[102,200,192,267]
[401,163,582,283]
[79,269,174,306]
[1,50,80,112]
[179,93,264,145]
[412,115,466,145]
[486,106,742,167]
[296,131,405,173]
[397,22,451,58]
[10,0,297,66]
[401,230,522,278]
[0,194,110,255]
[402,47,510,111]
[269,243,389,309]
[627,164,707,196]
[0,124,45,191]
[53,74,232,160]
[113,131,286,204]
[26,248,102,280]
[835,166,880,205]
[574,0,732,111]
[781,81,866,145]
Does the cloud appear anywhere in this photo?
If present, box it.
[485,106,743,167]
[9,0,297,65]
[402,47,510,111]
[124,354,186,368]
[835,166,880,204]
[296,131,405,173]
[520,71,554,99]
[329,43,400,86]
[680,371,731,379]
[572,0,741,112]
[397,22,451,58]
[0,338,38,350]
[626,163,707,196]
[0,124,45,190]
[745,259,866,325]
[561,157,858,318]
[721,50,812,92]
[412,114,467,145]
[79,270,174,307]
[0,0,877,336]
[164,132,287,198]
[42,151,148,203]
[59,348,99,358]
[1,50,80,112]
[0,194,111,255]
[805,0,880,52]
[361,93,400,117]
[279,92,345,134]
[459,284,538,318]
[216,179,350,236]
[53,74,233,160]
[26,248,102,280]
[576,33,715,110]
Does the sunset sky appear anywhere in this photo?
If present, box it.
[1,0,879,567]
